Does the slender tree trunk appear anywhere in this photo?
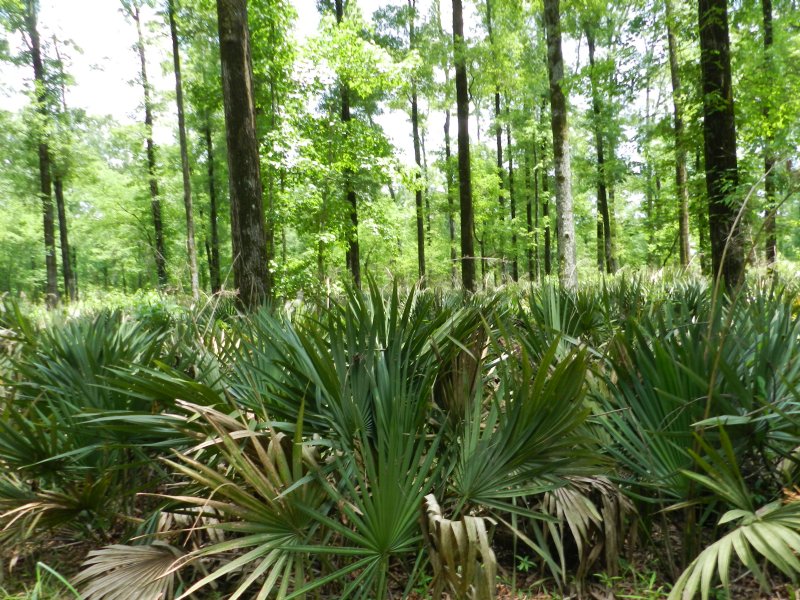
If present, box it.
[335,0,361,288]
[51,38,76,301]
[205,121,221,293]
[522,141,537,281]
[53,176,76,301]
[485,0,505,280]
[528,135,541,281]
[412,87,425,283]
[699,0,743,288]
[762,0,777,268]
[409,0,425,284]
[130,3,168,287]
[217,0,270,308]
[666,0,691,267]
[25,0,58,306]
[586,27,615,274]
[169,0,200,300]
[539,101,552,277]
[452,0,476,291]
[506,117,518,281]
[543,0,577,290]
[444,110,457,286]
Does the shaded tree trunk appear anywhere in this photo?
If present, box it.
[412,89,425,283]
[506,117,518,281]
[444,110,457,286]
[543,0,577,290]
[205,121,221,293]
[586,27,615,274]
[665,0,691,267]
[53,176,76,301]
[25,0,58,306]
[409,0,425,284]
[217,0,270,308]
[762,0,777,268]
[51,37,76,302]
[335,0,361,288]
[130,2,168,287]
[169,0,200,301]
[698,0,743,288]
[539,101,552,277]
[452,0,476,291]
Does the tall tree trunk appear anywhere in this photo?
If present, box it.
[666,0,691,267]
[53,176,76,301]
[335,0,361,288]
[444,110,457,286]
[540,101,552,277]
[169,0,200,301]
[586,27,615,274]
[506,117,518,281]
[130,3,168,287]
[51,38,76,302]
[412,92,426,283]
[452,0,476,291]
[205,120,221,293]
[25,0,58,306]
[529,135,539,281]
[698,0,743,288]
[762,0,777,268]
[409,0,425,284]
[217,0,270,308]
[485,0,505,280]
[543,0,577,290]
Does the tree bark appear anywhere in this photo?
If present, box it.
[698,0,743,289]
[452,0,476,292]
[444,110,458,286]
[217,0,270,308]
[205,120,221,293]
[335,0,361,289]
[586,27,615,274]
[169,0,200,301]
[130,2,168,287]
[409,0,425,284]
[485,0,505,278]
[665,0,691,267]
[543,0,577,290]
[506,117,518,281]
[51,37,76,302]
[762,0,776,268]
[53,176,76,301]
[25,0,58,306]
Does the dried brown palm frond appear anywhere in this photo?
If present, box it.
[540,476,636,582]
[422,493,497,600]
[73,542,184,600]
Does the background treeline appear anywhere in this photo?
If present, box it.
[0,0,798,303]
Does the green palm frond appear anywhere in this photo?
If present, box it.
[669,499,800,600]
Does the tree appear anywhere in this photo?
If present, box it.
[216,0,269,307]
[122,0,168,287]
[168,0,200,301]
[452,0,476,292]
[543,0,577,290]
[334,0,361,289]
[585,23,615,274]
[761,0,776,268]
[24,0,58,305]
[665,0,691,268]
[698,0,743,288]
[51,37,77,301]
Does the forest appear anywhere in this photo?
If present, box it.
[1,0,800,597]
